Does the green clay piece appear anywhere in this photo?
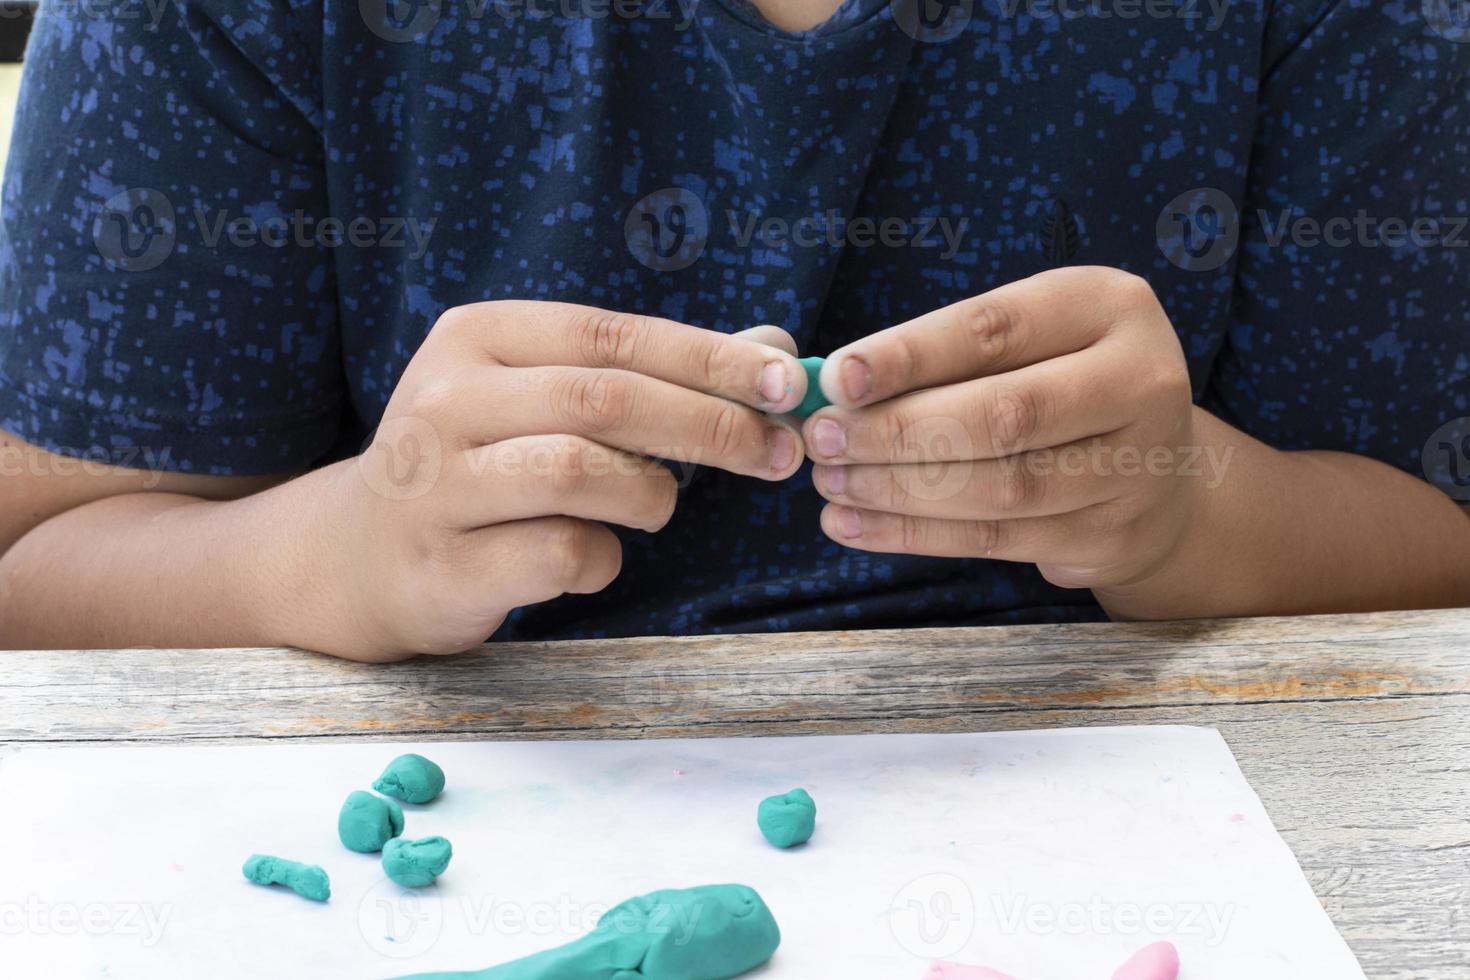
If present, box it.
[338,790,406,853]
[374,753,446,804]
[242,854,330,902]
[395,883,780,980]
[791,357,831,419]
[757,788,816,849]
[382,835,453,888]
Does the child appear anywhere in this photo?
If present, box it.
[1,0,1466,658]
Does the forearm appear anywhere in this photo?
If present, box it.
[0,464,349,651]
[1096,410,1470,620]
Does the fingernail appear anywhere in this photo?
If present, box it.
[815,464,846,496]
[759,362,787,407]
[840,356,872,403]
[832,506,863,538]
[768,428,798,473]
[811,418,847,458]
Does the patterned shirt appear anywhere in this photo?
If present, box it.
[2,0,1466,638]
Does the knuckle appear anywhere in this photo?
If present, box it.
[546,519,589,586]
[960,300,1017,365]
[705,402,747,460]
[403,376,459,422]
[882,471,915,512]
[900,515,927,553]
[574,310,644,369]
[964,518,1005,554]
[986,383,1046,455]
[696,337,736,388]
[558,372,633,435]
[994,458,1038,513]
[542,442,592,503]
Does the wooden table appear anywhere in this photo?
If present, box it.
[4,609,1467,978]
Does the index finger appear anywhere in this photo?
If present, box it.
[446,301,808,414]
[821,266,1136,409]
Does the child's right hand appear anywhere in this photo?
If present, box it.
[300,301,807,660]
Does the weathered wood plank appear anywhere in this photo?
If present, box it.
[3,608,1468,977]
[2,609,1467,742]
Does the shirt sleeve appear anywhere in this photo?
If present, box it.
[0,0,342,475]
[1202,0,1470,494]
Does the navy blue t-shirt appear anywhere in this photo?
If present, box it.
[1,0,1467,639]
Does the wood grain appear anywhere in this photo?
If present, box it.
[3,608,1468,977]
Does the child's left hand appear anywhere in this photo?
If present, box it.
[804,266,1206,591]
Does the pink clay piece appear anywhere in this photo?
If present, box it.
[922,963,1020,980]
[1110,941,1181,980]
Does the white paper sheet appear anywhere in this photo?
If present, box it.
[0,727,1364,979]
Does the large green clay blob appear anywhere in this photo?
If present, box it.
[790,357,831,419]
[338,790,406,852]
[382,835,453,887]
[395,884,780,980]
[242,854,331,902]
[374,753,446,804]
[757,788,816,848]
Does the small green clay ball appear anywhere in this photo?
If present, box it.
[338,790,405,853]
[242,854,331,902]
[791,357,831,419]
[373,753,446,804]
[757,788,817,848]
[382,836,453,888]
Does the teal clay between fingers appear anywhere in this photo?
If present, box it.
[374,753,446,804]
[383,835,453,888]
[339,790,406,852]
[242,854,331,902]
[394,883,780,980]
[757,788,816,849]
[791,357,831,419]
